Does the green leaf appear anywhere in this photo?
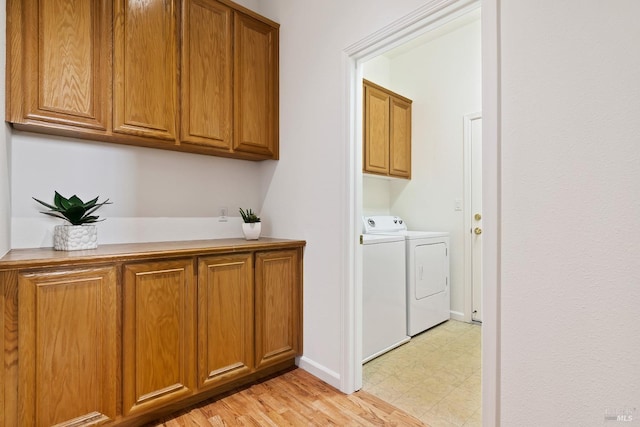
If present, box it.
[68,195,84,207]
[63,206,85,224]
[58,196,71,210]
[53,191,65,209]
[84,199,110,217]
[39,211,67,221]
[83,196,99,209]
[32,197,58,211]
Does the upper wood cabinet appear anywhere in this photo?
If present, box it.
[363,79,412,179]
[17,267,118,426]
[233,12,279,158]
[6,0,279,161]
[181,0,233,149]
[114,0,178,141]
[6,0,112,131]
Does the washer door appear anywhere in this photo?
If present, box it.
[414,242,448,299]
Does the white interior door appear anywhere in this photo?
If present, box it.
[471,117,483,322]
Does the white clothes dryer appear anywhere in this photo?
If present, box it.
[363,216,450,336]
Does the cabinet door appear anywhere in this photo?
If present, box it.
[7,0,111,130]
[255,249,302,369]
[389,96,412,178]
[363,83,390,175]
[197,254,253,390]
[181,0,233,150]
[113,0,177,141]
[123,259,195,416]
[233,13,279,158]
[18,267,118,426]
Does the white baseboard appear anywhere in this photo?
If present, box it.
[450,310,466,322]
[296,356,341,389]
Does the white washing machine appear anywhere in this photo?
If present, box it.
[363,216,450,336]
[361,233,410,362]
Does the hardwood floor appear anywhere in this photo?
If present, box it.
[151,368,426,426]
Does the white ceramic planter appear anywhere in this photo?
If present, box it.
[242,222,261,240]
[53,225,98,251]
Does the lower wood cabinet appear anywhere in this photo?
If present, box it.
[18,267,118,427]
[0,239,304,426]
[123,259,197,416]
[255,249,302,369]
[197,253,254,389]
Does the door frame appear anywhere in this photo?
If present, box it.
[464,112,482,323]
[341,0,501,425]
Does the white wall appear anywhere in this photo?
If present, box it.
[11,133,268,247]
[362,55,391,87]
[362,176,392,216]
[500,1,640,424]
[361,18,481,318]
[0,127,8,256]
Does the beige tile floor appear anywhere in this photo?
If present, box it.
[362,320,481,427]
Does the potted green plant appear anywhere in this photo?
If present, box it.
[33,191,111,250]
[239,208,261,240]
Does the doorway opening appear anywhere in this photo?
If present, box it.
[342,0,500,425]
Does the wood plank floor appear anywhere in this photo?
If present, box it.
[150,368,427,426]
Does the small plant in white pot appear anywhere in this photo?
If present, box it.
[239,208,261,240]
[33,191,111,251]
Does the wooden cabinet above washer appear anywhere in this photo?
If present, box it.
[363,79,412,179]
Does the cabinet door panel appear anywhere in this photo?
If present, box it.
[363,84,390,175]
[234,13,278,158]
[181,0,232,149]
[198,254,253,389]
[123,260,195,416]
[17,0,111,129]
[390,97,412,178]
[255,250,302,369]
[18,267,118,426]
[114,0,177,140]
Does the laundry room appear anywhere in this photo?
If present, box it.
[359,8,483,426]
